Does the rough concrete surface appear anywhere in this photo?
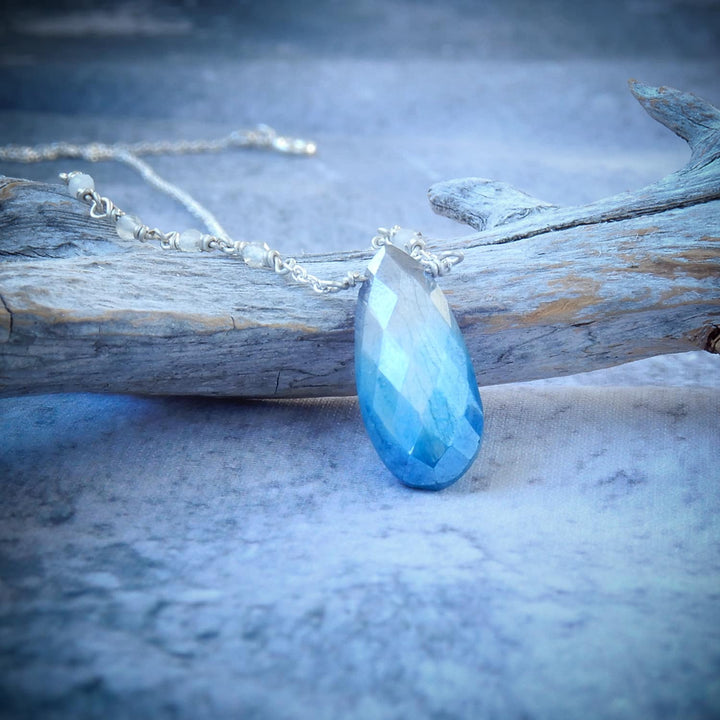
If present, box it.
[1,1,719,719]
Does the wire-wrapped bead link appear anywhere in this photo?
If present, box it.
[372,226,464,278]
[60,170,368,293]
[61,171,462,293]
[8,127,463,293]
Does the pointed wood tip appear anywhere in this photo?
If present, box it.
[628,79,720,150]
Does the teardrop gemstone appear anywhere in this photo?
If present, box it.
[355,244,484,490]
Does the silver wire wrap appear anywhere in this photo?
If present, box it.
[1,128,463,293]
[372,227,464,277]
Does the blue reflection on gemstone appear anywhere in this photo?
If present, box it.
[355,244,484,490]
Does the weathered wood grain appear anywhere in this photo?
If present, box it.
[429,81,720,237]
[0,81,718,398]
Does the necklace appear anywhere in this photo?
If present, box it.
[0,127,484,491]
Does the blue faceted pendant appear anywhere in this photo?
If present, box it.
[355,243,484,490]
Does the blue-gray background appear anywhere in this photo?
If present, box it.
[1,2,719,719]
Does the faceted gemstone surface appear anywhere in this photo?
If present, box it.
[355,244,484,490]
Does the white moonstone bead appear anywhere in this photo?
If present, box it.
[67,173,95,198]
[115,213,141,241]
[392,227,421,249]
[177,229,204,252]
[242,243,268,268]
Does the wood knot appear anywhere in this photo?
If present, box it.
[705,325,720,354]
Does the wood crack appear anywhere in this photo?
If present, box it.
[0,81,718,398]
[457,188,720,250]
[0,291,12,343]
[705,326,720,354]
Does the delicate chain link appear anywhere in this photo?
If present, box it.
[0,125,315,243]
[0,125,317,163]
[0,127,463,292]
[111,148,232,240]
[59,169,369,294]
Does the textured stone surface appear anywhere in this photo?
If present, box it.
[355,244,483,489]
[1,384,719,720]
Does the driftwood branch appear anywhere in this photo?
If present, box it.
[0,81,718,398]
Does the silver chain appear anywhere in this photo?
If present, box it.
[0,124,316,163]
[0,127,464,293]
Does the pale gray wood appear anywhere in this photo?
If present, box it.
[428,81,720,236]
[0,81,718,399]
